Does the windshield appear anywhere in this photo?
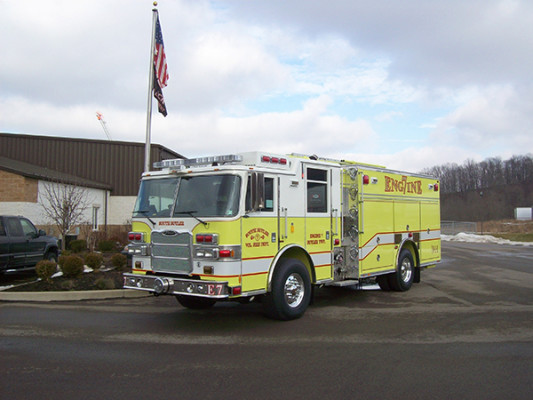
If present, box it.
[133,177,178,217]
[173,175,241,217]
[133,175,241,218]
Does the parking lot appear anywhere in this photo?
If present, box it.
[1,240,532,399]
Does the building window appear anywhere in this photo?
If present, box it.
[92,206,99,230]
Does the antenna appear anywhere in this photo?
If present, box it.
[95,111,112,140]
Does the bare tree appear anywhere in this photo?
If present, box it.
[40,181,93,250]
[421,154,533,193]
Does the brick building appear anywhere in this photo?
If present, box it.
[0,133,182,242]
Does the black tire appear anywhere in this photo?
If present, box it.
[176,295,217,309]
[45,251,58,264]
[376,274,392,291]
[388,249,415,291]
[263,259,311,321]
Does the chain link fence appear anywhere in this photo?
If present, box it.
[441,221,477,235]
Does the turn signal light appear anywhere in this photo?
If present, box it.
[219,249,234,258]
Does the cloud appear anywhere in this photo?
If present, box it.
[170,29,290,112]
[334,145,479,173]
[221,0,533,87]
[431,85,533,154]
[1,0,532,174]
[156,95,377,157]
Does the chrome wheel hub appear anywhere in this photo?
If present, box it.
[284,273,305,308]
[400,258,413,283]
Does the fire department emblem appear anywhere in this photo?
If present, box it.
[245,228,270,248]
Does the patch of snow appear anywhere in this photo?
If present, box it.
[441,233,533,247]
[50,265,93,278]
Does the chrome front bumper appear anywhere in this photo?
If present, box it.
[123,273,229,299]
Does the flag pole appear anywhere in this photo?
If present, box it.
[144,4,158,172]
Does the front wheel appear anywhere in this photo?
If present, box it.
[176,295,217,309]
[388,249,415,291]
[263,259,311,321]
[376,274,392,291]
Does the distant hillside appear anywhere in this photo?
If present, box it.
[440,182,533,221]
[421,155,532,194]
[420,155,533,222]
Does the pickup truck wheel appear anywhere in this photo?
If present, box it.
[263,259,311,320]
[176,295,216,309]
[45,251,58,263]
[388,249,414,291]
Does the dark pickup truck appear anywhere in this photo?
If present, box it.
[0,215,59,274]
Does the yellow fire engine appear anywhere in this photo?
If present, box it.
[123,152,441,320]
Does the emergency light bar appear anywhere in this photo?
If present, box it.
[154,154,243,169]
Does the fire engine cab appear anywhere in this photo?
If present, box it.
[123,152,441,320]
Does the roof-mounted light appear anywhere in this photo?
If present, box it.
[154,154,243,169]
[261,155,288,166]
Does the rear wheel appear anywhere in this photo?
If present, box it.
[176,295,216,309]
[388,249,415,291]
[263,259,311,320]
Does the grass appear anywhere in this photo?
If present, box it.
[490,233,533,242]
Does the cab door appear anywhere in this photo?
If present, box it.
[20,218,45,266]
[304,166,334,281]
[242,175,278,291]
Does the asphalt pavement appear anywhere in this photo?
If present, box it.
[1,241,532,399]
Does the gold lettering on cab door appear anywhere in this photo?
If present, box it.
[307,233,326,245]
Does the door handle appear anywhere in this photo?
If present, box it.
[281,207,288,240]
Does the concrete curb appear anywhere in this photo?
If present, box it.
[0,289,149,302]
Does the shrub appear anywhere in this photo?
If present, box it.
[61,255,84,278]
[60,280,75,290]
[109,235,128,247]
[94,277,116,290]
[110,253,127,270]
[69,239,87,253]
[85,252,103,270]
[36,260,57,283]
[97,240,115,253]
[58,251,72,268]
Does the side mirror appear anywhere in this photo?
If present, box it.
[38,229,47,237]
[250,172,265,211]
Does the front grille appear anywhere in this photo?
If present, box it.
[151,230,193,274]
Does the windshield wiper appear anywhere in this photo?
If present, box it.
[134,210,156,226]
[174,210,208,227]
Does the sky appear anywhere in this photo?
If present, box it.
[1,0,532,172]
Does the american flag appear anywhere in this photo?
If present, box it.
[153,15,169,89]
[153,74,167,117]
